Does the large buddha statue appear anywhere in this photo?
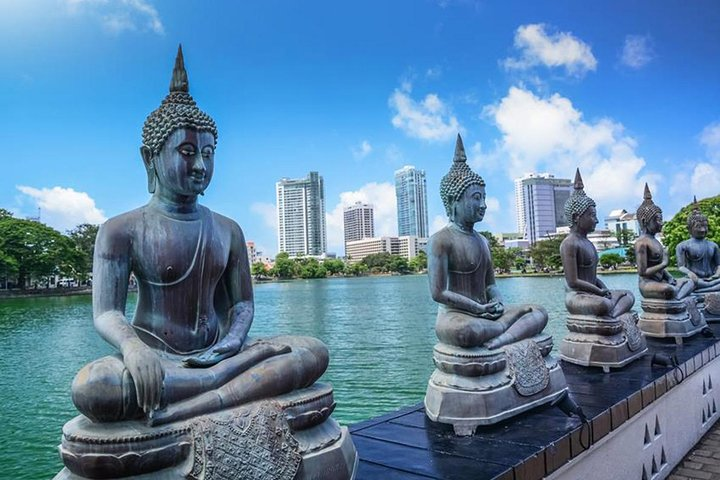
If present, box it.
[57,47,356,480]
[676,198,720,322]
[559,169,646,371]
[635,184,705,342]
[424,135,567,436]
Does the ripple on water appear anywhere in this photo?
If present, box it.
[0,273,640,478]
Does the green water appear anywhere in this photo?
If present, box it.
[0,273,640,479]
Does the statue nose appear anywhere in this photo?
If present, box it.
[192,154,206,173]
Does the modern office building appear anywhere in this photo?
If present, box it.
[514,173,572,244]
[343,202,374,253]
[395,165,429,238]
[345,235,427,264]
[276,171,327,257]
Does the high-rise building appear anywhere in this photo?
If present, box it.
[514,173,572,244]
[276,171,327,256]
[395,165,429,237]
[343,202,374,254]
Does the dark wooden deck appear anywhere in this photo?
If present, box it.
[350,324,720,480]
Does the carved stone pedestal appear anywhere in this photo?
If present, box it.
[695,292,720,323]
[560,312,647,372]
[638,297,706,344]
[424,335,568,436]
[55,383,357,480]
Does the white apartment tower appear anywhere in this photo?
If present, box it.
[395,165,429,238]
[514,173,572,244]
[343,202,374,254]
[276,171,327,256]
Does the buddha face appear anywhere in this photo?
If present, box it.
[645,212,663,235]
[146,128,216,199]
[452,184,486,225]
[575,206,598,234]
[691,218,709,240]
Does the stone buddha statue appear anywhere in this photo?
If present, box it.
[559,169,646,371]
[675,198,720,322]
[57,46,356,480]
[634,184,704,342]
[424,134,567,436]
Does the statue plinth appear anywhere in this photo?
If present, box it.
[637,297,706,344]
[559,312,647,372]
[424,335,568,436]
[694,292,720,323]
[55,383,357,480]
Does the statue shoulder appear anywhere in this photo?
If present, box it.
[96,208,143,248]
[206,208,246,244]
[428,226,453,254]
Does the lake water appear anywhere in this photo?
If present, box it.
[0,273,640,479]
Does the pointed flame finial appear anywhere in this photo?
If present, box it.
[573,168,584,191]
[169,44,189,93]
[643,183,652,201]
[453,133,467,163]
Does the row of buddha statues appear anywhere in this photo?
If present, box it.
[55,47,719,478]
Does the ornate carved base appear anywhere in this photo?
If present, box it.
[638,297,706,343]
[55,383,357,480]
[424,335,568,436]
[695,292,720,323]
[560,312,648,372]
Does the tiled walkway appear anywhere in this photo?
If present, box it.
[669,420,720,479]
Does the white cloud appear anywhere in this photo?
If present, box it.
[326,183,397,254]
[389,83,461,141]
[64,0,164,35]
[16,186,106,232]
[352,140,373,159]
[620,35,655,69]
[700,121,720,161]
[250,202,277,231]
[503,24,597,77]
[484,86,656,213]
[426,67,442,79]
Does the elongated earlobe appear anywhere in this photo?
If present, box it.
[140,146,156,194]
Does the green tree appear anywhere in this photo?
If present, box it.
[344,262,368,276]
[599,252,623,269]
[67,223,99,283]
[323,258,345,276]
[615,227,636,247]
[493,247,523,273]
[387,255,410,274]
[270,252,298,279]
[529,235,566,271]
[251,261,267,278]
[0,216,74,288]
[297,258,327,279]
[362,252,394,272]
[663,195,720,265]
[625,245,636,265]
[409,251,428,272]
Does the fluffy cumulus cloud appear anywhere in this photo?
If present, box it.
[64,0,164,35]
[16,186,107,232]
[620,35,655,69]
[503,24,597,77]
[389,83,460,141]
[671,121,720,201]
[700,121,720,161]
[351,140,373,159]
[326,182,397,254]
[484,86,656,213]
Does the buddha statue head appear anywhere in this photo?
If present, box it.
[564,169,597,233]
[687,196,709,239]
[440,134,486,223]
[140,45,218,195]
[637,183,662,234]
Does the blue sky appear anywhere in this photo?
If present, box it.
[2,0,719,256]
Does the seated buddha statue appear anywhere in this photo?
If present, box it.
[424,135,566,435]
[560,169,635,318]
[676,198,720,294]
[559,169,646,370]
[60,47,357,480]
[634,184,704,340]
[428,135,548,350]
[636,184,695,300]
[71,47,329,427]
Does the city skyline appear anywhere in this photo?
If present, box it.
[395,166,430,239]
[2,2,719,257]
